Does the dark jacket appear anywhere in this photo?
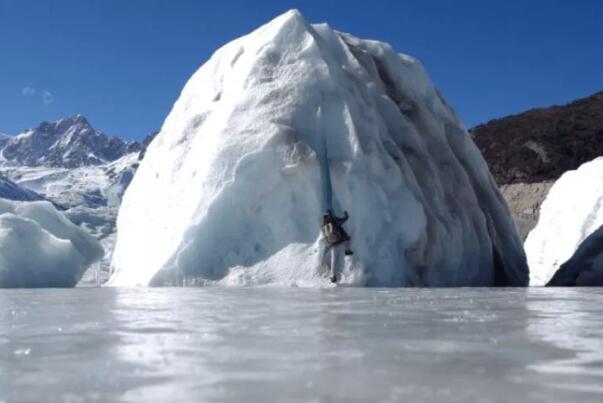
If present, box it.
[322,211,350,245]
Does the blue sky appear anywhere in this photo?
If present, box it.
[1,0,602,141]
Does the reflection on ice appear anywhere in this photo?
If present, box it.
[1,288,603,402]
[526,288,603,393]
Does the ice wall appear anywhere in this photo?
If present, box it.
[109,10,527,287]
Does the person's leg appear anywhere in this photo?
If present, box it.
[344,240,353,256]
[330,245,338,283]
[322,243,331,272]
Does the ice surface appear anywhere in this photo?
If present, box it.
[1,288,603,402]
[525,157,603,285]
[0,199,103,287]
[110,10,527,287]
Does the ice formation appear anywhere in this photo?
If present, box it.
[109,10,527,287]
[547,225,603,286]
[525,157,603,285]
[0,199,103,287]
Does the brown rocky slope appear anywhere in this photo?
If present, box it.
[471,91,603,239]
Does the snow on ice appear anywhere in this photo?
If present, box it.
[109,10,527,287]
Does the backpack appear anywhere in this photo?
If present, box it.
[323,222,342,245]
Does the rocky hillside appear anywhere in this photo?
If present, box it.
[471,91,603,239]
[471,91,603,185]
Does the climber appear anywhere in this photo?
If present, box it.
[322,209,353,283]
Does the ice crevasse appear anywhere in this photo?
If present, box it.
[109,10,528,287]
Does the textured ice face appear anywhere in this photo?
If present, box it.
[109,10,527,287]
[526,157,603,285]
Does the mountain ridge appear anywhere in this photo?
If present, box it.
[0,115,142,168]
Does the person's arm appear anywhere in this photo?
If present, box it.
[337,211,349,225]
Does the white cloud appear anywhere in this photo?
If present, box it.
[42,91,54,105]
[21,86,36,96]
[21,86,55,105]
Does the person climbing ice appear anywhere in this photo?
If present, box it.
[322,209,353,283]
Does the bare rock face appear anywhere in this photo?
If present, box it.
[499,182,553,240]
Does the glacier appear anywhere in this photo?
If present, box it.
[525,157,603,285]
[0,199,103,287]
[109,10,527,287]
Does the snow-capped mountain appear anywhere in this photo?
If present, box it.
[0,116,148,284]
[3,152,139,209]
[110,10,527,287]
[0,115,140,168]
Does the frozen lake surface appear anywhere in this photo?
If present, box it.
[1,288,603,402]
